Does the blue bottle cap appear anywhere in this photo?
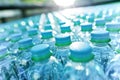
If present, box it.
[18,38,33,50]
[41,30,53,39]
[106,22,120,32]
[97,11,103,18]
[60,24,71,33]
[69,42,94,62]
[10,33,22,42]
[31,44,52,62]
[59,21,66,25]
[104,15,113,22]
[87,16,94,23]
[72,19,80,26]
[80,23,92,32]
[43,24,52,30]
[95,18,105,26]
[91,30,110,43]
[28,28,38,36]
[33,24,39,28]
[55,33,71,47]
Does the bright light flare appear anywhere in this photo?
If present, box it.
[53,0,75,7]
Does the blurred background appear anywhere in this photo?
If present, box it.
[0,0,119,23]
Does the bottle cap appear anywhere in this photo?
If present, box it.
[59,21,66,26]
[31,44,52,62]
[55,33,71,47]
[91,30,110,43]
[28,28,38,36]
[81,23,92,32]
[106,22,120,32]
[104,15,113,22]
[73,19,80,26]
[10,33,22,42]
[60,24,71,33]
[95,18,105,26]
[41,30,53,39]
[18,38,33,50]
[43,24,52,30]
[69,42,94,62]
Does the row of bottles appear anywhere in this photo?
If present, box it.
[0,7,120,80]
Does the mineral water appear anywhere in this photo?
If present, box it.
[27,44,63,80]
[62,42,107,80]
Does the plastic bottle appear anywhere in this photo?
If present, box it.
[90,30,115,71]
[62,42,107,80]
[106,54,120,80]
[27,44,63,80]
[106,22,120,52]
[78,23,93,42]
[54,33,72,66]
[60,24,78,42]
[27,28,41,45]
[94,18,106,30]
[0,45,15,80]
[18,38,33,60]
[8,33,22,53]
[41,30,55,51]
[9,38,34,80]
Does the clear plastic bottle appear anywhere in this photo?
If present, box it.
[41,30,55,51]
[62,42,107,80]
[17,38,33,61]
[27,44,63,80]
[94,18,106,30]
[16,38,33,70]
[54,33,72,66]
[106,22,120,52]
[78,22,93,42]
[106,54,120,80]
[60,24,78,42]
[0,45,15,80]
[8,38,34,80]
[90,30,115,71]
[8,33,22,53]
[27,28,41,45]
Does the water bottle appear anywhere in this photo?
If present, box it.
[54,33,72,66]
[72,19,81,34]
[8,33,22,53]
[43,24,53,30]
[41,30,55,51]
[18,38,33,60]
[106,54,120,80]
[27,28,41,45]
[62,42,107,80]
[27,44,63,80]
[78,23,93,42]
[0,45,15,80]
[106,22,120,52]
[15,38,34,70]
[8,38,34,79]
[94,18,106,30]
[87,13,95,23]
[60,24,78,42]
[90,30,115,71]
